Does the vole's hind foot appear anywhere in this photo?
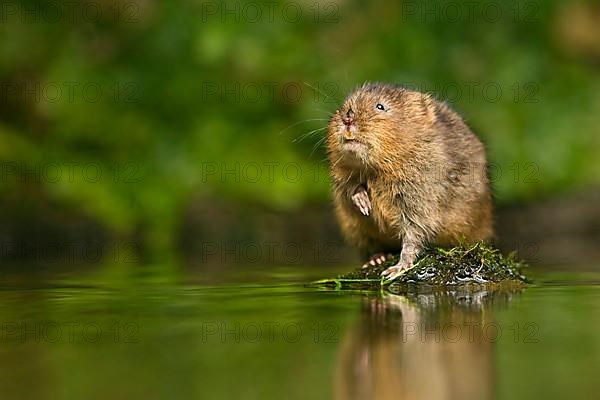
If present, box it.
[362,253,388,269]
[352,187,371,216]
[381,261,414,281]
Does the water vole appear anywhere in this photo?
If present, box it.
[327,83,493,280]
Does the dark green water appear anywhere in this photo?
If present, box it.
[0,267,599,399]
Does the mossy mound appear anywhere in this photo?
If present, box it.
[311,242,529,291]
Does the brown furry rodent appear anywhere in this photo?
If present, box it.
[327,83,493,280]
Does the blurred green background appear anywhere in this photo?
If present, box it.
[1,0,599,268]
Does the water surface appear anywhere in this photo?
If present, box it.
[0,266,598,399]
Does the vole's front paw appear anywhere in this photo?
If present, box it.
[352,188,372,216]
[381,261,414,281]
[362,253,388,268]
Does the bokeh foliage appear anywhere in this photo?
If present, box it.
[1,0,599,255]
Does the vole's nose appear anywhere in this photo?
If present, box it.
[342,108,355,127]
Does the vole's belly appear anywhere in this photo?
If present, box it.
[370,195,403,243]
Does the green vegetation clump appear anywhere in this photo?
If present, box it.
[312,242,529,290]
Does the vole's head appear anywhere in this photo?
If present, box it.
[327,83,438,169]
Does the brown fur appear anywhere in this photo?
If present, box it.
[327,83,493,268]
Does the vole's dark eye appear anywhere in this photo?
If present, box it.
[376,103,385,111]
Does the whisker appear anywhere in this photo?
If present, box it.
[303,81,333,102]
[344,172,353,185]
[331,153,344,169]
[292,126,327,143]
[314,107,336,117]
[309,135,328,158]
[278,118,329,135]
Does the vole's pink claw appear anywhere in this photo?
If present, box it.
[352,188,372,216]
[362,253,388,268]
[381,261,414,281]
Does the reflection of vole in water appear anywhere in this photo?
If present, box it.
[327,83,493,280]
[334,294,495,400]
